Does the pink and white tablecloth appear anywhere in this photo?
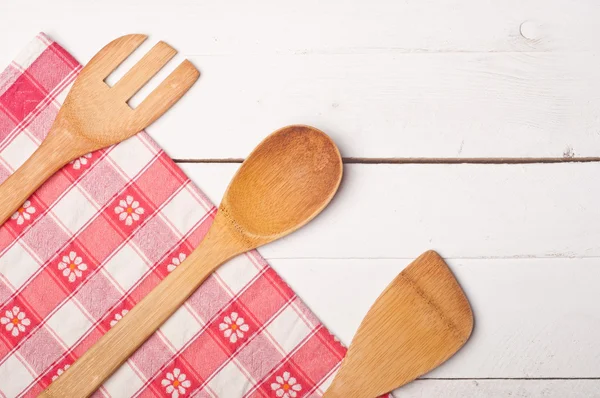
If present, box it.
[0,34,354,398]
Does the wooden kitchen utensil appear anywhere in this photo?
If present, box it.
[323,250,473,398]
[42,125,343,397]
[0,34,199,226]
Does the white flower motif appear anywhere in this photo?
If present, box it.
[52,364,70,381]
[69,153,92,170]
[271,371,302,398]
[110,309,129,327]
[10,200,35,225]
[0,306,31,337]
[161,368,191,398]
[167,253,186,272]
[114,195,144,226]
[57,251,88,283]
[219,312,249,343]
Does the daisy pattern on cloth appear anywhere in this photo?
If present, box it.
[110,309,129,327]
[52,364,70,381]
[11,200,35,225]
[167,253,186,272]
[219,312,249,343]
[271,371,302,398]
[0,306,31,337]
[57,251,88,282]
[69,153,92,170]
[114,195,145,226]
[161,368,191,398]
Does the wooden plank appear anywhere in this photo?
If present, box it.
[179,162,600,259]
[151,52,600,159]
[1,0,598,60]
[269,257,600,378]
[1,1,599,159]
[394,379,600,397]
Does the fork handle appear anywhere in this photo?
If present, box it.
[0,128,89,226]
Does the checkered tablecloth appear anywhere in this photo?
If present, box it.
[0,34,351,398]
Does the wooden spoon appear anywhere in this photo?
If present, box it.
[323,250,474,398]
[42,125,343,397]
[0,34,199,225]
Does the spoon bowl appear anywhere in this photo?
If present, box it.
[222,125,342,245]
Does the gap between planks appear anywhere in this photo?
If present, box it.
[173,157,600,165]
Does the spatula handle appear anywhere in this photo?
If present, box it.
[0,128,85,226]
[322,387,350,398]
[40,217,243,397]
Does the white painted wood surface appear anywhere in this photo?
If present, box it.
[271,258,600,379]
[181,163,600,259]
[1,0,599,395]
[1,0,600,158]
[399,380,600,397]
[184,163,600,394]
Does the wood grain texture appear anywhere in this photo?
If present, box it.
[43,125,343,397]
[180,162,600,259]
[0,34,199,226]
[323,251,473,397]
[1,0,599,158]
[272,258,600,379]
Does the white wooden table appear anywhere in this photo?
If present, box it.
[2,1,600,396]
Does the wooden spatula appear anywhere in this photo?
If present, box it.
[41,125,343,397]
[0,34,199,225]
[323,250,474,398]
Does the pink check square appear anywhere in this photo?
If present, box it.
[0,73,46,121]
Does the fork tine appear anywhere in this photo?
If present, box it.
[133,60,200,128]
[84,34,148,80]
[112,41,177,101]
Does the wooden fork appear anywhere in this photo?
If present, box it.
[0,34,199,225]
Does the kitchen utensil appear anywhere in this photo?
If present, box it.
[323,250,473,397]
[42,124,343,397]
[0,34,199,225]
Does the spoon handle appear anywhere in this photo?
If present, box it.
[41,216,244,397]
[0,127,87,226]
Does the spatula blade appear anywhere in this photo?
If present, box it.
[324,250,473,398]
